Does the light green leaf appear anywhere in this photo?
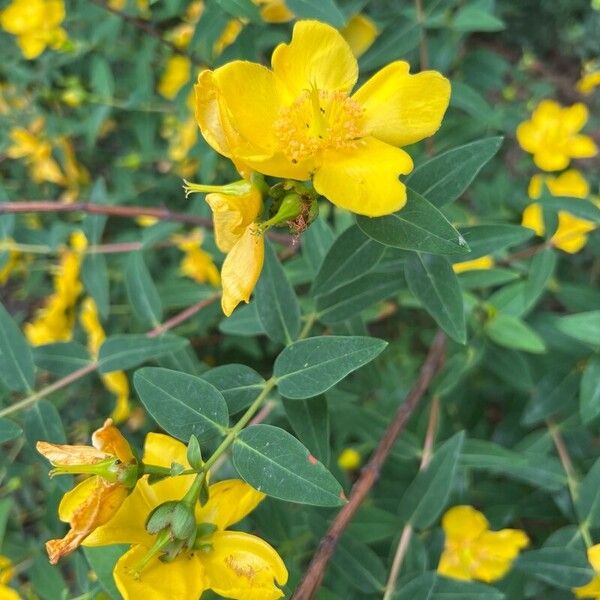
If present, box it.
[274,336,387,399]
[0,301,34,392]
[484,313,546,353]
[232,424,345,506]
[555,311,600,346]
[125,251,163,327]
[84,546,128,600]
[454,6,505,32]
[283,395,330,465]
[580,356,600,424]
[539,195,600,223]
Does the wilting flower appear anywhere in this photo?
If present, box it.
[0,0,67,59]
[574,544,600,599]
[337,448,362,470]
[516,100,598,171]
[25,231,87,345]
[577,71,600,96]
[205,186,264,316]
[452,255,494,273]
[37,419,138,564]
[174,229,221,287]
[84,433,288,600]
[0,554,20,600]
[437,505,529,582]
[195,20,450,217]
[522,169,597,254]
[80,297,131,423]
[340,14,378,58]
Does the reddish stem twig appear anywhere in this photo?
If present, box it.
[292,332,447,600]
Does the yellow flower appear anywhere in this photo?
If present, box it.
[37,419,138,564]
[84,434,288,600]
[194,20,450,217]
[0,0,67,59]
[161,93,198,164]
[437,505,529,583]
[253,0,293,23]
[522,169,597,254]
[213,19,244,56]
[0,555,20,600]
[158,55,192,100]
[574,544,600,599]
[135,215,159,227]
[340,14,379,58]
[452,255,494,273]
[577,71,600,95]
[0,240,22,285]
[205,187,264,316]
[57,138,90,203]
[175,229,221,287]
[337,448,361,470]
[516,100,598,171]
[80,297,131,423]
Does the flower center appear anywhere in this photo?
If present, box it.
[273,87,365,164]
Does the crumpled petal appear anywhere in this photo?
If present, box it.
[36,442,110,466]
[92,418,135,463]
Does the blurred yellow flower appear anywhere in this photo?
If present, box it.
[0,240,22,285]
[58,138,90,202]
[516,100,598,171]
[161,93,199,164]
[577,71,600,95]
[452,255,494,273]
[25,231,87,345]
[337,448,362,470]
[254,0,293,23]
[158,55,192,100]
[84,434,288,600]
[80,297,131,423]
[340,14,379,58]
[213,19,244,56]
[174,229,221,287]
[0,555,20,600]
[195,20,450,216]
[522,169,597,254]
[437,505,529,582]
[574,544,600,599]
[205,186,264,316]
[37,419,137,564]
[0,0,67,59]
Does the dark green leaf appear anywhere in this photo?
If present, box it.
[283,395,330,465]
[516,548,592,588]
[580,356,600,423]
[539,195,600,223]
[125,252,163,326]
[33,342,91,377]
[359,20,421,71]
[219,302,266,336]
[457,224,533,259]
[0,418,22,443]
[394,572,504,599]
[331,534,386,593]
[82,253,110,320]
[84,546,128,600]
[285,0,345,27]
[302,216,335,275]
[521,370,579,426]
[215,0,262,22]
[0,301,35,392]
[202,364,265,414]
[576,456,600,527]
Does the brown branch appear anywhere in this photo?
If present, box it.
[292,331,447,600]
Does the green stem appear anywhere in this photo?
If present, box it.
[182,473,204,507]
[203,378,277,472]
[299,313,317,340]
[140,465,197,477]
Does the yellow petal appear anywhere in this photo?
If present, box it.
[45,0,65,27]
[31,157,66,185]
[533,147,570,172]
[92,418,135,463]
[588,544,600,572]
[271,20,358,98]
[527,174,543,200]
[313,137,412,217]
[437,548,472,581]
[158,55,191,100]
[0,0,45,34]
[337,448,361,470]
[551,211,596,254]
[143,432,189,468]
[80,297,106,357]
[256,0,294,23]
[102,371,131,423]
[17,33,47,60]
[205,188,262,252]
[442,505,488,542]
[0,554,15,585]
[521,203,545,237]
[515,121,540,154]
[0,585,21,600]
[221,224,265,316]
[36,441,110,466]
[353,61,451,147]
[577,71,600,95]
[561,102,588,133]
[196,479,265,530]
[114,544,206,600]
[567,135,598,159]
[471,529,529,583]
[452,255,494,274]
[573,575,600,599]
[204,530,288,600]
[546,169,589,198]
[340,14,378,59]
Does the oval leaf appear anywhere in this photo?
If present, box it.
[202,364,266,415]
[0,301,34,392]
[125,251,163,326]
[484,314,546,353]
[0,418,22,443]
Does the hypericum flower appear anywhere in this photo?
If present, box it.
[253,0,293,23]
[195,20,450,217]
[522,169,597,254]
[437,505,529,582]
[25,231,87,345]
[80,297,131,423]
[337,448,361,470]
[0,554,20,600]
[174,229,221,287]
[205,186,264,316]
[574,544,600,599]
[452,255,494,274]
[0,0,67,59]
[340,14,378,58]
[516,100,598,171]
[577,71,600,96]
[37,419,138,564]
[83,433,288,600]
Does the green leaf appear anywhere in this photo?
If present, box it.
[398,432,465,528]
[450,81,494,122]
[84,546,128,600]
[202,364,265,415]
[125,251,163,327]
[484,313,546,353]
[219,302,265,336]
[302,216,335,275]
[331,534,386,593]
[91,55,115,97]
[580,356,600,424]
[98,334,188,373]
[577,456,600,528]
[405,138,503,207]
[232,424,345,506]
[457,224,534,260]
[0,418,22,443]
[457,268,519,289]
[82,253,110,320]
[454,6,505,32]
[516,548,592,588]
[555,311,600,346]
[406,253,466,343]
[255,242,300,345]
[357,189,469,256]
[0,301,34,392]
[283,395,330,465]
[33,342,91,377]
[316,272,402,325]
[521,370,579,426]
[215,0,262,22]
[394,572,504,599]
[359,20,421,72]
[539,194,600,223]
[274,336,387,399]
[311,224,385,296]
[285,0,345,27]
[134,367,228,442]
